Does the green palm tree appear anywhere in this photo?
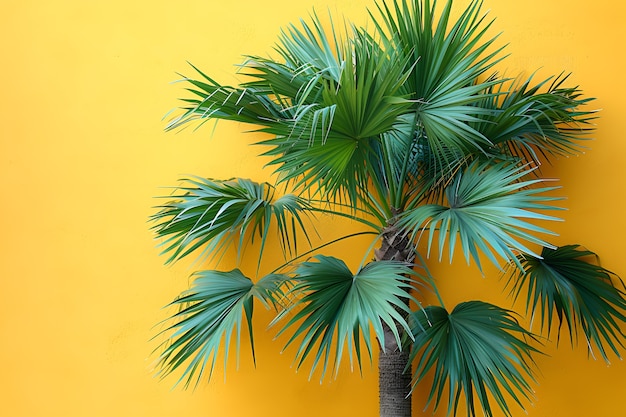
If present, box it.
[150,1,626,416]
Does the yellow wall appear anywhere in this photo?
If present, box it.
[1,1,625,416]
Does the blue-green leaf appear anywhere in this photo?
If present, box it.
[277,255,423,380]
[151,178,312,269]
[398,161,563,271]
[154,270,290,388]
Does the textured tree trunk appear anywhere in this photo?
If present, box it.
[375,216,415,417]
[379,330,413,417]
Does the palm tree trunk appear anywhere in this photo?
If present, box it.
[379,330,412,417]
[375,218,415,417]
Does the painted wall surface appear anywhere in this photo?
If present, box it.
[1,0,625,416]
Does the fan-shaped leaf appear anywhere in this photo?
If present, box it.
[277,255,422,380]
[506,245,626,361]
[472,74,595,163]
[410,301,539,417]
[151,177,312,268]
[398,161,563,270]
[165,62,282,132]
[371,0,506,170]
[154,270,290,388]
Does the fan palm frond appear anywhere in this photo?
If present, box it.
[410,301,539,417]
[151,177,312,268]
[398,160,563,271]
[274,10,344,82]
[276,255,423,380]
[257,26,414,203]
[165,63,282,132]
[473,74,596,164]
[154,270,290,388]
[371,0,506,169]
[506,245,626,361]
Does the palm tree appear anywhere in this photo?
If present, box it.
[150,0,626,416]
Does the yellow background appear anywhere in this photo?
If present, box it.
[2,0,625,416]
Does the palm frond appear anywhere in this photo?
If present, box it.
[410,301,540,417]
[165,63,283,132]
[259,25,414,203]
[238,11,345,122]
[151,177,313,269]
[473,73,596,164]
[154,270,290,388]
[274,10,344,82]
[276,255,422,380]
[371,0,506,170]
[506,245,626,361]
[398,160,563,271]
[165,11,345,135]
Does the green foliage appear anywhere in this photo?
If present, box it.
[151,177,312,269]
[277,256,422,379]
[154,269,289,388]
[398,160,563,271]
[506,245,626,361]
[150,0,624,416]
[253,25,417,203]
[371,0,504,167]
[410,301,539,417]
[474,74,595,163]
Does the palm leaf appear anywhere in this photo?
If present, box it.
[239,11,344,121]
[472,74,595,164]
[165,63,283,132]
[154,270,290,388]
[506,245,626,361]
[273,10,344,83]
[258,26,414,204]
[398,160,563,271]
[370,0,506,170]
[151,177,312,269]
[276,255,422,380]
[410,301,540,417]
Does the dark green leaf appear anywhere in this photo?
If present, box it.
[506,245,626,361]
[277,255,423,380]
[410,301,540,417]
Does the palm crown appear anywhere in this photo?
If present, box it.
[150,1,626,416]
